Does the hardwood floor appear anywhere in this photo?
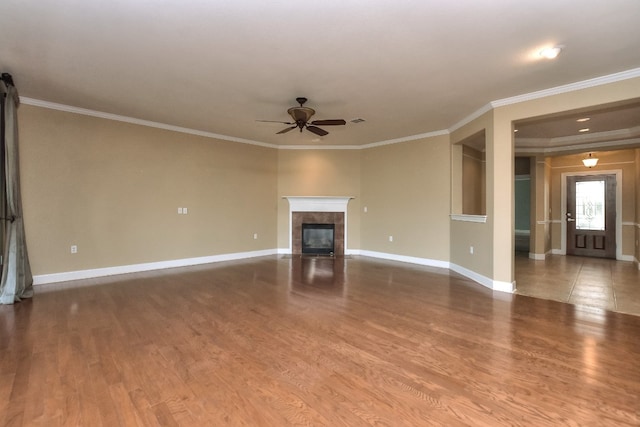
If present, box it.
[1,255,639,426]
[515,253,640,316]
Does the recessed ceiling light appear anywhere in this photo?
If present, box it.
[514,129,519,133]
[576,117,590,122]
[578,128,590,132]
[539,45,563,59]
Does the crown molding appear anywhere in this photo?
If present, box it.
[491,67,640,108]
[448,103,493,133]
[449,67,640,134]
[20,97,278,149]
[278,144,363,150]
[362,130,450,149]
[20,67,640,151]
[514,137,640,155]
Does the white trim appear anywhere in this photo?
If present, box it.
[283,196,353,212]
[560,170,623,260]
[491,67,640,108]
[22,67,640,152]
[283,196,354,253]
[619,254,635,262]
[448,103,493,133]
[358,250,450,269]
[529,252,546,260]
[361,130,450,149]
[20,97,277,149]
[450,214,487,223]
[515,137,640,156]
[551,249,565,255]
[33,249,278,285]
[449,263,514,293]
[278,144,362,150]
[358,251,512,293]
[448,67,640,135]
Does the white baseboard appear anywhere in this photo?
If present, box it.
[551,249,565,255]
[618,254,635,262]
[449,263,514,293]
[33,249,279,285]
[357,250,513,293]
[529,252,546,260]
[358,250,450,269]
[34,247,515,294]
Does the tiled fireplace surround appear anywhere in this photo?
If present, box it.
[292,212,345,255]
[285,197,352,256]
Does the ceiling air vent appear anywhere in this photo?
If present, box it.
[350,118,366,124]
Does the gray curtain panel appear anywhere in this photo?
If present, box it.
[0,80,33,304]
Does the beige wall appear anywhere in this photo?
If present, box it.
[450,111,494,279]
[548,150,636,258]
[492,77,640,284]
[637,149,640,265]
[462,145,486,215]
[17,75,640,283]
[530,157,551,256]
[361,136,450,260]
[20,105,278,275]
[276,149,361,251]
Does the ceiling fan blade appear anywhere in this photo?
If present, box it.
[257,120,295,124]
[310,119,346,126]
[306,125,329,136]
[277,126,297,134]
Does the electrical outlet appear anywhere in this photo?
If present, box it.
[364,206,368,213]
[183,207,188,214]
[470,246,474,254]
[253,233,258,240]
[178,207,183,214]
[71,245,78,254]
[389,235,393,242]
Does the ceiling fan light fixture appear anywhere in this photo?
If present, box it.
[582,153,598,168]
[260,97,346,136]
[288,106,316,123]
[539,45,563,59]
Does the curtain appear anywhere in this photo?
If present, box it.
[0,76,33,304]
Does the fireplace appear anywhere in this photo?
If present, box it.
[291,211,344,255]
[284,196,353,256]
[302,223,335,255]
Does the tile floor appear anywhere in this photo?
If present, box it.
[514,253,640,316]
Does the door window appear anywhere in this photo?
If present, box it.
[575,180,605,231]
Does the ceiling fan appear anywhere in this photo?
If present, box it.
[258,97,346,136]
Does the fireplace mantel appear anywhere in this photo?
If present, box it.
[283,196,354,254]
[283,196,354,212]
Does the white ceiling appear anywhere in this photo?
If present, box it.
[1,0,640,147]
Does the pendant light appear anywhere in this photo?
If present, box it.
[582,153,598,168]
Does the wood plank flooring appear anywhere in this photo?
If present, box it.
[1,255,639,426]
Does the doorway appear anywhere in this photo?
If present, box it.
[566,174,616,258]
[561,170,622,260]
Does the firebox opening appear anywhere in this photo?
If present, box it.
[302,223,335,255]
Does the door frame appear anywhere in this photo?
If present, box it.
[560,169,622,260]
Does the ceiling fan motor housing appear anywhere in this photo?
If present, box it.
[288,106,316,126]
